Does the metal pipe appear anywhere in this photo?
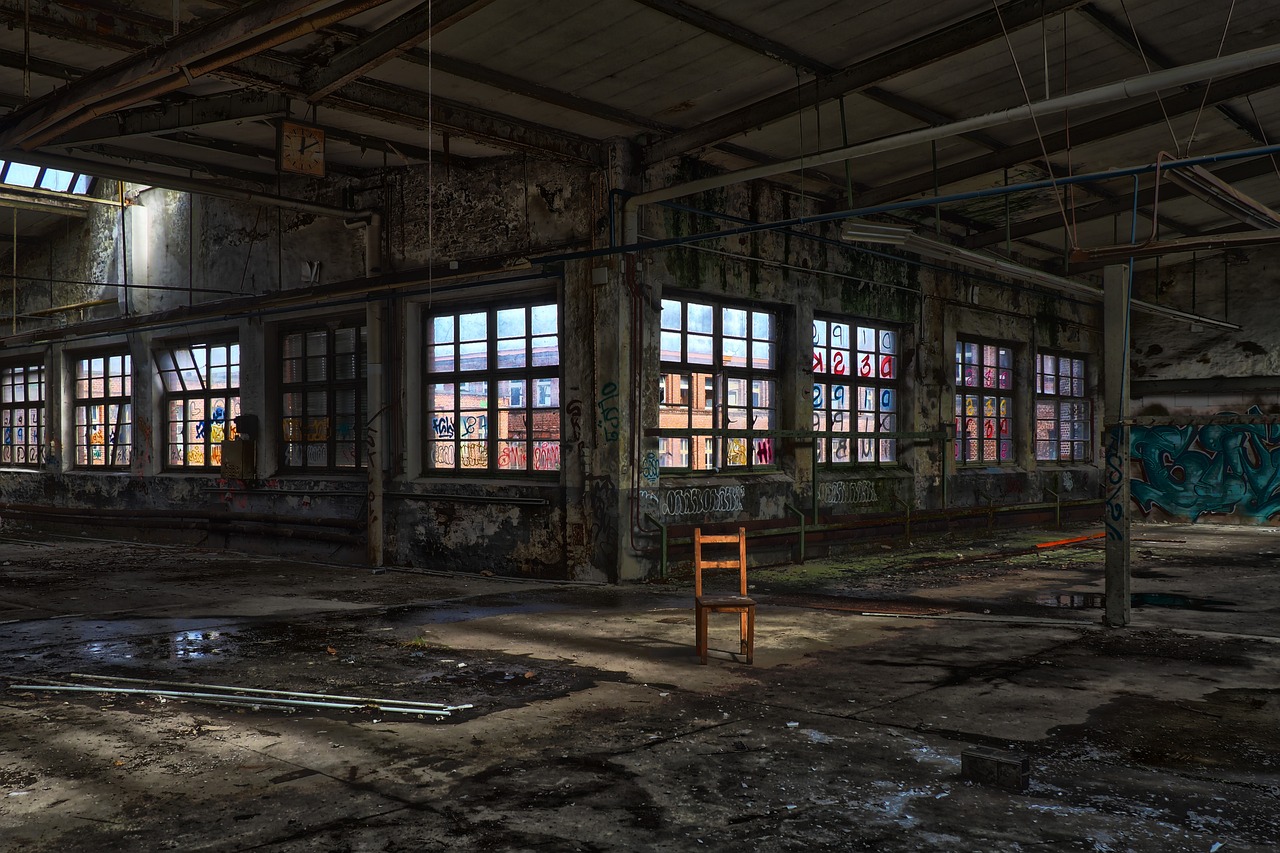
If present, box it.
[67,673,468,711]
[785,503,806,564]
[626,40,1280,210]
[9,684,454,716]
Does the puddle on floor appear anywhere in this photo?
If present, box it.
[1036,592,1238,611]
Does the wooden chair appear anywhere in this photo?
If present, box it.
[693,527,755,665]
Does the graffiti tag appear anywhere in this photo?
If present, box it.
[818,480,877,505]
[657,486,745,517]
[597,382,620,442]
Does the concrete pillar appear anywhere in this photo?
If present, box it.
[1103,264,1131,627]
[366,299,386,567]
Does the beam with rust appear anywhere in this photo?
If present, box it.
[52,91,290,147]
[0,0,388,150]
[307,0,496,101]
[0,190,90,217]
[642,0,1087,165]
[227,54,603,164]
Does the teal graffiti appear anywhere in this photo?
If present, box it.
[1131,406,1280,521]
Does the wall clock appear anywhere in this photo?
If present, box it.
[278,120,326,177]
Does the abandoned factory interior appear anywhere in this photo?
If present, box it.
[6,0,1280,851]
[0,0,1277,582]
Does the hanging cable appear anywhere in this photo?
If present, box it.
[1119,0,1180,152]
[1062,11,1079,248]
[427,0,434,306]
[1245,94,1280,186]
[1186,0,1238,156]
[991,1,1073,245]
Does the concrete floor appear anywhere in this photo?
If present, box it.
[1,523,1278,852]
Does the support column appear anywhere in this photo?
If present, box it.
[1103,264,1131,627]
[366,299,386,567]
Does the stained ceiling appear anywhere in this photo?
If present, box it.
[0,0,1278,276]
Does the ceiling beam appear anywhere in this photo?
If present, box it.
[51,91,290,147]
[1078,2,1267,144]
[1,3,604,166]
[972,157,1280,248]
[155,131,369,178]
[0,0,389,150]
[225,54,603,164]
[851,64,1280,211]
[632,0,836,74]
[641,0,1087,165]
[71,143,277,184]
[0,190,89,217]
[306,0,495,101]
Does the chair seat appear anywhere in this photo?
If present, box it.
[697,594,755,609]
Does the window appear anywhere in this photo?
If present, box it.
[280,323,365,470]
[955,340,1013,464]
[813,318,899,465]
[157,341,241,469]
[658,297,776,471]
[1036,352,1091,462]
[0,160,93,195]
[425,302,560,474]
[74,352,132,468]
[0,363,43,467]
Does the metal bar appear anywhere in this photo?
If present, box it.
[785,504,806,564]
[10,684,456,716]
[645,512,668,578]
[66,673,467,710]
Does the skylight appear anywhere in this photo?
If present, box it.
[0,160,94,195]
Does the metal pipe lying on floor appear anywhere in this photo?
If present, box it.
[9,684,458,717]
[67,673,471,711]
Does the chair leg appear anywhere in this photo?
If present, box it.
[696,606,708,664]
[746,607,755,665]
[739,611,748,655]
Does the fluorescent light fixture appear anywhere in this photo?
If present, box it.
[841,222,913,245]
[1164,164,1280,231]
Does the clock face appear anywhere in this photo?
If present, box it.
[278,120,326,177]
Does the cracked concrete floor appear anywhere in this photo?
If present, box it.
[1,524,1278,851]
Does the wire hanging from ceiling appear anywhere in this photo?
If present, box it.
[427,0,434,306]
[1119,0,1180,152]
[991,0,1073,249]
[1186,0,1238,156]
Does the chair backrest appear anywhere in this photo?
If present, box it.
[693,527,748,597]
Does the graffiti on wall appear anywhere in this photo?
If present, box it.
[640,451,659,485]
[654,485,745,518]
[597,382,620,442]
[1105,427,1126,540]
[817,480,878,506]
[1130,407,1280,522]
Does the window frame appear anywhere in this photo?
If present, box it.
[423,298,562,477]
[0,361,44,468]
[157,338,241,471]
[812,316,901,467]
[954,337,1015,465]
[279,320,367,472]
[1035,350,1093,463]
[72,349,133,469]
[658,295,778,473]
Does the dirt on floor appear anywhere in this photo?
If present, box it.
[1,524,1279,851]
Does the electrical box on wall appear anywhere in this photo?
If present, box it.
[221,440,257,480]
